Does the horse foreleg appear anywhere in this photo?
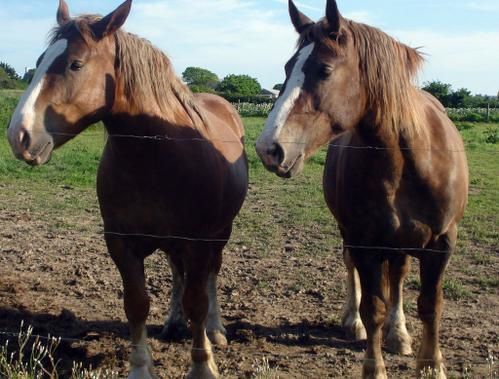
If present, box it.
[341,248,367,340]
[352,250,388,379]
[107,238,155,379]
[184,243,219,379]
[416,227,455,379]
[384,254,412,355]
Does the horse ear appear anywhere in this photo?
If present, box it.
[326,0,341,34]
[91,0,132,40]
[57,0,71,26]
[289,0,314,34]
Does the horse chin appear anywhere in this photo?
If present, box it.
[276,155,305,179]
[26,143,54,166]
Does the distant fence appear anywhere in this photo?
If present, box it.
[230,101,499,122]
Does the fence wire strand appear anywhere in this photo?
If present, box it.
[5,129,499,154]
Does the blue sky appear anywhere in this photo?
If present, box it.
[1,0,498,95]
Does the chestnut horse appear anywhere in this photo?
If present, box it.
[256,1,468,378]
[7,1,248,378]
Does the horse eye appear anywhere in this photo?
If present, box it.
[318,64,332,80]
[70,61,84,71]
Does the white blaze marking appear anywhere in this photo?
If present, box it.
[258,43,315,145]
[8,39,68,136]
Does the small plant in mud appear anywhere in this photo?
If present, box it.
[0,321,118,379]
[486,352,497,379]
[252,356,280,379]
[0,321,60,379]
[442,279,471,300]
[71,362,120,379]
[419,366,444,379]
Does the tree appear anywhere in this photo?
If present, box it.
[0,67,22,89]
[448,88,471,108]
[217,74,261,96]
[23,68,36,84]
[182,67,219,91]
[422,80,452,107]
[273,83,283,91]
[0,61,20,80]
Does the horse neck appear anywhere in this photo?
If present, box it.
[106,81,201,138]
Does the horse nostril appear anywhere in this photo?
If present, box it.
[268,143,285,166]
[19,128,31,151]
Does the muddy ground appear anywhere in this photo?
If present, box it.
[0,197,497,378]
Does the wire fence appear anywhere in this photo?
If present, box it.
[0,124,498,376]
[9,129,499,154]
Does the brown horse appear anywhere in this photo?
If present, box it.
[256,1,468,378]
[7,1,248,378]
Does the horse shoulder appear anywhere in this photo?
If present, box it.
[193,93,244,139]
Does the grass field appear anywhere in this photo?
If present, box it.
[1,91,497,256]
[0,90,497,377]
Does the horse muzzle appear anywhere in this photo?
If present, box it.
[8,124,54,166]
[255,139,305,178]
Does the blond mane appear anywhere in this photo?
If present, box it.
[301,18,425,137]
[50,16,201,126]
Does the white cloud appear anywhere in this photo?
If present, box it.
[125,0,299,89]
[391,29,499,94]
[0,0,496,95]
[343,11,373,24]
[467,1,499,12]
[271,0,322,13]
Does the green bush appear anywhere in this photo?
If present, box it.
[456,122,475,131]
[485,127,499,144]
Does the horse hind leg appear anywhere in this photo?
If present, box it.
[384,254,413,355]
[107,238,156,379]
[206,241,228,346]
[160,254,189,341]
[416,226,455,379]
[341,248,367,340]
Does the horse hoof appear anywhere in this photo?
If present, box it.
[362,364,388,379]
[385,331,413,356]
[160,321,190,341]
[207,330,228,346]
[128,366,156,379]
[344,318,367,341]
[187,361,219,379]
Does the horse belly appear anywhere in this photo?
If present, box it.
[97,147,247,242]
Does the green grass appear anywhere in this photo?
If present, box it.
[0,91,497,261]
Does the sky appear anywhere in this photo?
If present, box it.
[0,0,498,95]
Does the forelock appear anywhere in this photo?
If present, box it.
[49,15,103,45]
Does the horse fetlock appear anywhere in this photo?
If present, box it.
[362,361,388,379]
[342,313,367,341]
[207,329,228,347]
[385,325,413,355]
[160,317,190,341]
[128,365,156,379]
[187,357,219,379]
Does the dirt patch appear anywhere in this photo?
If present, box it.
[0,207,497,378]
